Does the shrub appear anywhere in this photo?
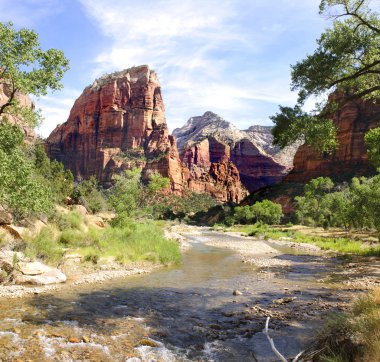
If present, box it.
[315,288,380,362]
[55,211,83,231]
[24,226,64,266]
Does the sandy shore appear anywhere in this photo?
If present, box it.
[176,225,380,289]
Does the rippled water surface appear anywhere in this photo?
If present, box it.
[0,232,350,361]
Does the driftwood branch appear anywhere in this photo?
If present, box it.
[263,317,304,362]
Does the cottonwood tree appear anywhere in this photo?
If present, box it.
[0,21,69,125]
[0,21,69,218]
[272,0,380,152]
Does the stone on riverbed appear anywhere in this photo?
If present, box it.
[16,261,67,285]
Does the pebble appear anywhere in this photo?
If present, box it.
[68,337,81,343]
[82,335,90,343]
[233,290,242,296]
[138,338,160,347]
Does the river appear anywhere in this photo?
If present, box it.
[0,230,359,361]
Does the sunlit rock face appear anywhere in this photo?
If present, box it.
[0,81,35,142]
[46,65,184,192]
[285,97,379,183]
[173,111,298,193]
[46,66,246,202]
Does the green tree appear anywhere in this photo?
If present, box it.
[73,176,107,214]
[233,205,254,224]
[108,169,143,217]
[0,21,69,125]
[250,200,283,225]
[364,126,380,168]
[0,22,69,218]
[34,144,74,202]
[295,177,334,226]
[272,0,380,152]
[0,122,52,218]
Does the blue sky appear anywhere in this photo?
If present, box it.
[0,0,329,137]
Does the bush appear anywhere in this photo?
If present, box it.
[315,288,380,362]
[72,176,108,214]
[55,211,83,231]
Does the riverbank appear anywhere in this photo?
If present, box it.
[194,224,380,289]
[0,221,185,299]
[0,225,377,361]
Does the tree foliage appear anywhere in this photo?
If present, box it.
[0,21,69,126]
[272,0,380,152]
[364,126,380,168]
[0,122,52,218]
[0,22,70,218]
[295,175,380,238]
[232,200,283,225]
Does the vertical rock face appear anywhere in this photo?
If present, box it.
[46,65,183,192]
[0,82,35,141]
[285,98,380,183]
[173,112,298,193]
[46,66,245,202]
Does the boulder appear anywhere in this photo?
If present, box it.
[3,225,27,239]
[0,207,13,225]
[72,204,88,216]
[16,261,67,285]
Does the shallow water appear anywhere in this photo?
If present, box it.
[0,231,352,361]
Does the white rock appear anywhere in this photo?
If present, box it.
[16,261,66,285]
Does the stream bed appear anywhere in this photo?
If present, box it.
[0,231,360,361]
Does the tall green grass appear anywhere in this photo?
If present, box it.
[24,210,181,266]
[24,225,64,266]
[315,288,380,362]
[80,221,181,265]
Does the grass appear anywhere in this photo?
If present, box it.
[24,210,181,267]
[314,288,380,362]
[24,225,64,266]
[227,223,380,257]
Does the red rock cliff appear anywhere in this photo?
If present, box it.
[285,97,380,183]
[46,65,183,192]
[173,112,296,193]
[46,66,245,203]
[0,81,35,141]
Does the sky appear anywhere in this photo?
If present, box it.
[0,0,329,137]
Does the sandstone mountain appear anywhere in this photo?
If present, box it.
[285,97,379,183]
[173,112,299,193]
[0,81,35,142]
[46,65,246,203]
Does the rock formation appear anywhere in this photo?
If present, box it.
[0,81,35,141]
[47,65,185,192]
[46,66,246,202]
[285,97,379,183]
[173,112,299,193]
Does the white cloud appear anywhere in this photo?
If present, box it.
[34,88,81,137]
[78,0,324,131]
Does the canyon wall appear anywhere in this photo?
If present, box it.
[46,66,246,202]
[285,97,380,183]
[173,112,298,193]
